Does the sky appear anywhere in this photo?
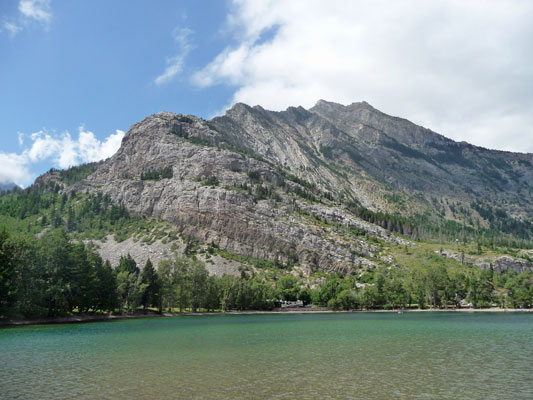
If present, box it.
[1,0,532,187]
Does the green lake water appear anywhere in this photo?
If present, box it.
[1,312,532,399]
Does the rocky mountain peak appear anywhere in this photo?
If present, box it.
[225,102,255,117]
[310,99,345,112]
[347,100,376,111]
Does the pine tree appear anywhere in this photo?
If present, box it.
[141,258,161,310]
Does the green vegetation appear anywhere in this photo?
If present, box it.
[310,264,532,310]
[428,142,475,168]
[244,170,326,204]
[169,128,216,148]
[346,199,533,249]
[383,140,435,164]
[247,170,261,182]
[0,229,118,318]
[0,184,172,242]
[1,225,531,320]
[54,162,102,185]
[0,229,301,318]
[319,145,334,159]
[199,176,219,187]
[470,199,533,239]
[204,243,294,270]
[174,115,194,124]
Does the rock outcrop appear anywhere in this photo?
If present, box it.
[476,256,533,273]
[436,250,533,273]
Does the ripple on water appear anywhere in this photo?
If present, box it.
[0,312,532,399]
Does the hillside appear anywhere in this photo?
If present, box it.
[25,101,533,268]
[31,100,532,251]
[1,101,532,318]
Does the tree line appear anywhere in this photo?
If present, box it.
[312,266,532,310]
[1,229,531,319]
[346,200,533,249]
[0,229,299,318]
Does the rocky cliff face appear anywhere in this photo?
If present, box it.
[34,101,533,273]
[213,100,533,217]
[73,111,406,274]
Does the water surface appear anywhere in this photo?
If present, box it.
[1,312,532,399]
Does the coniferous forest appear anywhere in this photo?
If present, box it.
[1,226,531,319]
[0,161,532,320]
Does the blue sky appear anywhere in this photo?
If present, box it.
[1,1,233,156]
[1,1,532,186]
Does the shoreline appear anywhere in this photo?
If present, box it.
[1,307,531,327]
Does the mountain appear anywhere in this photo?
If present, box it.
[2,100,532,320]
[213,100,533,216]
[27,100,532,275]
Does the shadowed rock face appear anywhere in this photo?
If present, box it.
[34,102,533,273]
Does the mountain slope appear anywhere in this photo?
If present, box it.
[213,100,533,216]
[29,101,533,274]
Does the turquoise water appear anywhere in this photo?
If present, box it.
[1,312,532,399]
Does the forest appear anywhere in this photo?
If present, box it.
[1,228,531,319]
[0,174,532,320]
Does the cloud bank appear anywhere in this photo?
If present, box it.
[0,127,124,187]
[195,0,533,153]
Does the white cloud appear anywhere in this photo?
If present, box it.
[99,129,126,159]
[0,153,32,186]
[0,128,125,187]
[2,0,52,37]
[155,27,193,85]
[195,0,533,153]
[27,130,63,163]
[155,56,186,86]
[77,127,126,163]
[2,22,22,36]
[19,0,52,23]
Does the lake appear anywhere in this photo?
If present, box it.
[1,312,532,399]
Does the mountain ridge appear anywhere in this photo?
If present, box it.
[29,100,533,274]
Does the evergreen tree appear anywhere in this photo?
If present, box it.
[0,230,20,316]
[94,260,118,312]
[157,260,176,312]
[174,257,191,312]
[141,258,161,310]
[204,276,220,311]
[189,259,208,312]
[117,254,139,276]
